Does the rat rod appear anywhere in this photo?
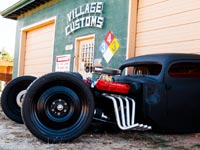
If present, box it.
[1,53,200,143]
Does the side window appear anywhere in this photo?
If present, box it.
[168,62,200,78]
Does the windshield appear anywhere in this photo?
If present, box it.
[122,64,162,76]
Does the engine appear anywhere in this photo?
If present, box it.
[92,66,131,94]
[89,66,152,131]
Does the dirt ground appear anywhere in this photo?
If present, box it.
[0,107,200,150]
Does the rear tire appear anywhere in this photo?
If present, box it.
[22,72,94,143]
[1,76,36,124]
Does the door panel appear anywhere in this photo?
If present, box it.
[165,61,200,130]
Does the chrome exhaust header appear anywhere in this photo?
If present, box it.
[102,93,151,131]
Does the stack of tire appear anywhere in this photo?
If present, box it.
[1,72,94,143]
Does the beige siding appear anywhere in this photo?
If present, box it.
[23,23,55,77]
[136,0,200,56]
[138,0,167,8]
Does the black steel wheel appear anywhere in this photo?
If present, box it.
[1,76,36,123]
[22,72,94,143]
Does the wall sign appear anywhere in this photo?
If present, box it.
[65,2,104,36]
[65,44,73,51]
[99,31,120,63]
[55,54,71,72]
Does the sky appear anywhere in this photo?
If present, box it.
[0,0,20,56]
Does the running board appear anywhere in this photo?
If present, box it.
[102,93,151,131]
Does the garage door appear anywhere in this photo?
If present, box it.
[23,23,55,77]
[136,0,200,56]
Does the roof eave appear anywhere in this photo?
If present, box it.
[0,0,37,20]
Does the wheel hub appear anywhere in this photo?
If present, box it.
[50,99,68,117]
[16,90,27,108]
[57,104,64,111]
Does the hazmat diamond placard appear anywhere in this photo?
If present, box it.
[99,31,120,63]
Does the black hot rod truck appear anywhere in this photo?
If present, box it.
[1,53,200,143]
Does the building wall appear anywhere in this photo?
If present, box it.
[13,0,130,78]
[136,0,200,56]
[12,0,200,78]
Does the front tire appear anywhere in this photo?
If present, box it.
[1,76,36,123]
[22,72,94,143]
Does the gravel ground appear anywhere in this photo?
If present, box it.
[0,106,200,150]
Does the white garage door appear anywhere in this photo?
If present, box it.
[136,0,200,56]
[23,23,55,77]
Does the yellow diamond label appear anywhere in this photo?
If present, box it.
[109,38,120,55]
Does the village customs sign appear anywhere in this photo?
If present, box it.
[65,2,104,36]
